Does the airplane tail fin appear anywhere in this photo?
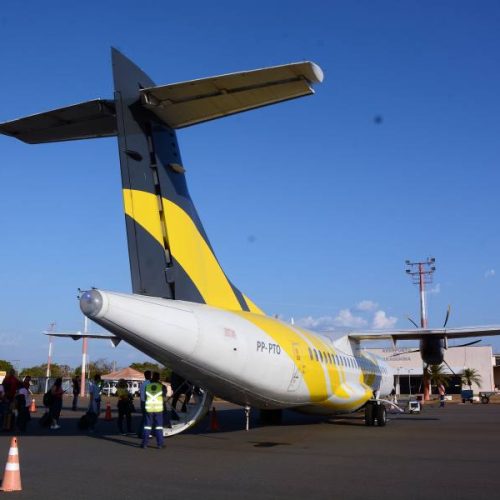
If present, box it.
[0,49,323,313]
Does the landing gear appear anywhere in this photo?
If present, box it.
[364,401,386,427]
[260,409,282,425]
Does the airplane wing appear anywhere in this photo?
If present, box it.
[348,326,500,342]
[43,331,121,347]
[140,61,324,129]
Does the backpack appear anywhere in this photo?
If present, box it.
[43,390,53,407]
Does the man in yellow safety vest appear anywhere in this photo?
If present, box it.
[141,372,164,449]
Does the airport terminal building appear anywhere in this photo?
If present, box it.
[365,346,499,395]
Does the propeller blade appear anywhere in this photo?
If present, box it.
[407,316,419,328]
[443,305,451,328]
[451,339,482,348]
[388,348,419,358]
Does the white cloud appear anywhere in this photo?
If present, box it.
[485,269,495,279]
[334,309,368,328]
[356,300,378,312]
[296,315,337,332]
[372,310,397,329]
[428,283,441,294]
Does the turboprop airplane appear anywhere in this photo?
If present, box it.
[2,49,500,436]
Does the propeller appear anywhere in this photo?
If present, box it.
[407,316,419,328]
[442,305,451,328]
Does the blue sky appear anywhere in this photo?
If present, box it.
[1,1,500,369]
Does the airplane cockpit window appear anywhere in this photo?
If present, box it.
[313,349,319,362]
[308,347,313,360]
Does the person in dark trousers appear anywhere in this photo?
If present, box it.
[116,378,133,435]
[170,372,193,417]
[72,376,80,411]
[49,377,64,430]
[439,384,446,408]
[137,370,151,437]
[141,372,164,449]
[87,374,103,432]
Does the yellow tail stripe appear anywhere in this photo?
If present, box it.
[161,197,244,310]
[242,294,265,316]
[123,189,164,246]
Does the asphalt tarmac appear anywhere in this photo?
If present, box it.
[1,398,499,499]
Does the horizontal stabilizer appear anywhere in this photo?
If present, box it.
[349,325,500,342]
[140,61,323,129]
[0,99,116,144]
[43,331,121,346]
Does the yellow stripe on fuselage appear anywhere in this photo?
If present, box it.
[235,311,328,402]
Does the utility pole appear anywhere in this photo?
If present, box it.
[45,322,56,393]
[405,257,436,328]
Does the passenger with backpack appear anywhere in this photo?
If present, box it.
[48,378,64,430]
[116,378,133,435]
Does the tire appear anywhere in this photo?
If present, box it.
[260,409,282,425]
[365,404,375,426]
[481,396,489,404]
[376,404,387,427]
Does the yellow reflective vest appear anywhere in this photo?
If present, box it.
[145,382,164,412]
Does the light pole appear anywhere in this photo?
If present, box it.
[408,368,413,397]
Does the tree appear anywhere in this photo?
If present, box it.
[20,364,63,378]
[461,368,482,390]
[74,358,114,377]
[0,360,14,373]
[426,364,451,391]
[130,362,171,381]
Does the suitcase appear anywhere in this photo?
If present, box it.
[78,411,97,430]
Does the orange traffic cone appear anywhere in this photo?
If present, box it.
[209,406,220,432]
[0,437,22,492]
[104,401,112,421]
[29,398,37,413]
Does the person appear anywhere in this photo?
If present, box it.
[116,378,132,435]
[2,369,20,430]
[390,387,397,404]
[170,372,193,416]
[141,372,164,449]
[138,370,151,437]
[16,379,32,432]
[0,381,7,429]
[438,384,446,408]
[49,377,64,430]
[72,376,80,411]
[2,369,20,404]
[88,374,103,431]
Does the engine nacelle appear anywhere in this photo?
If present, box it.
[419,337,445,365]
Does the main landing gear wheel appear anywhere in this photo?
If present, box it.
[365,401,386,427]
[376,404,387,427]
[260,409,283,425]
[365,404,375,426]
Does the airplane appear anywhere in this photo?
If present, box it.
[2,49,500,436]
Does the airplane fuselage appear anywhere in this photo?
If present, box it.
[81,289,393,414]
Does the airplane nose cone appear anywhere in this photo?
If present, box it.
[80,289,104,317]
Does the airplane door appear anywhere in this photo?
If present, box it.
[287,342,304,392]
